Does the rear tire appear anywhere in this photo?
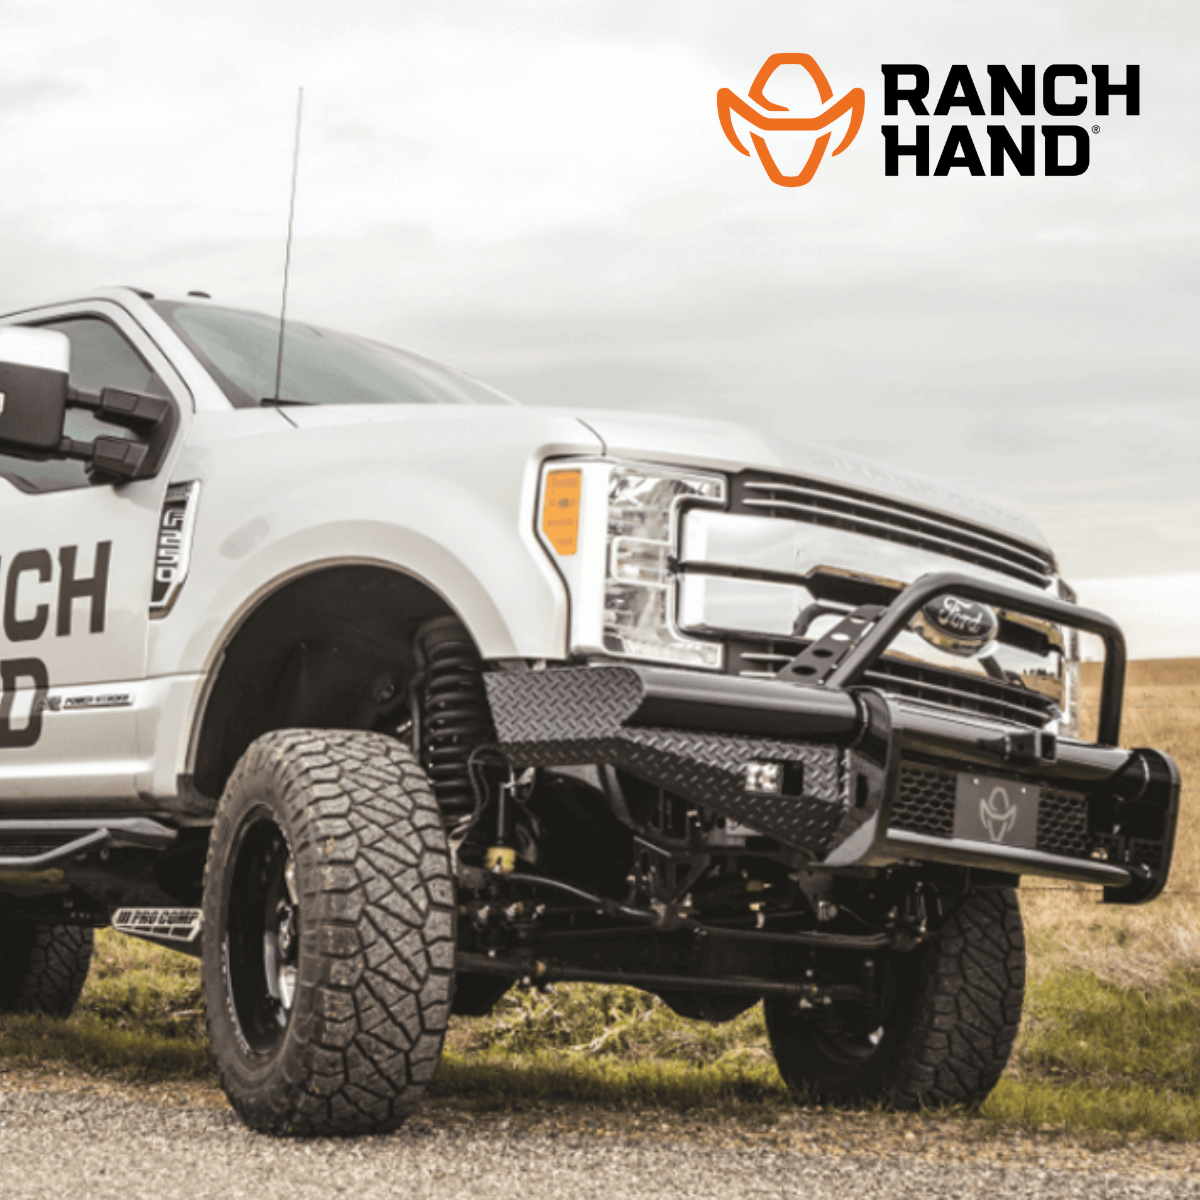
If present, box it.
[0,922,93,1016]
[766,887,1025,1109]
[201,729,455,1136]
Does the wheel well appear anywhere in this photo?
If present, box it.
[192,566,456,802]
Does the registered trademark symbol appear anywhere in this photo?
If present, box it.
[1092,124,1100,134]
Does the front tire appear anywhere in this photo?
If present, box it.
[201,729,455,1136]
[0,921,93,1016]
[766,887,1025,1109]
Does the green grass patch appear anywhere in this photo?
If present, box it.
[0,1012,213,1082]
[79,929,206,1041]
[0,930,212,1084]
[1012,966,1200,1094]
[5,931,1200,1142]
[433,1049,788,1113]
[984,1077,1200,1142]
[990,964,1200,1139]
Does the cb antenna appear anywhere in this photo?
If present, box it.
[273,86,304,401]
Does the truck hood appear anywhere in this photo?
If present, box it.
[572,408,1052,555]
[279,403,1051,556]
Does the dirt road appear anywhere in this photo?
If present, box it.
[1,1084,1198,1200]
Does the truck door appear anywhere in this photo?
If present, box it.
[0,305,190,808]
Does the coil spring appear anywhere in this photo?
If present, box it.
[415,616,495,819]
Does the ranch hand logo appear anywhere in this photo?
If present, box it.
[979,786,1019,843]
[720,56,1139,182]
[717,54,865,186]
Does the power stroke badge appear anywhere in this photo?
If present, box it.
[954,773,1040,849]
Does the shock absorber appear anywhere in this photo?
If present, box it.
[413,616,495,821]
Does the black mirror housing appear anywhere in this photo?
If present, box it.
[0,327,70,457]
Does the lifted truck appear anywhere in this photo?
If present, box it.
[0,287,1180,1135]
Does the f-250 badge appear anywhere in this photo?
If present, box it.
[150,481,199,617]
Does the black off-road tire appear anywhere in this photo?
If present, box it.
[0,922,93,1016]
[201,729,455,1137]
[766,887,1025,1109]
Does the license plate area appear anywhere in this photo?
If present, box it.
[953,773,1041,850]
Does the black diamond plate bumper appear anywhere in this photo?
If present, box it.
[485,662,1180,905]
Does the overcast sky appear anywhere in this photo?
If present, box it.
[1,0,1196,655]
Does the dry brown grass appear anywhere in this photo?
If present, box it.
[1025,658,1200,983]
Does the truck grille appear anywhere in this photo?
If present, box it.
[891,763,1093,860]
[732,472,1055,590]
[860,659,1059,728]
[729,640,1058,730]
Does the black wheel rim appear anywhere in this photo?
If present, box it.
[224,806,300,1056]
[804,957,903,1067]
[809,1012,888,1065]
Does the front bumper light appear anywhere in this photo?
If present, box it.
[537,459,727,669]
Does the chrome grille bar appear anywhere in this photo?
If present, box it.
[728,642,1057,729]
[742,481,1050,573]
[860,669,1055,724]
[739,476,1054,588]
[741,496,1046,584]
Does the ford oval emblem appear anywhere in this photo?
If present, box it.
[914,595,1000,656]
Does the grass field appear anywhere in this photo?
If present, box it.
[1,659,1197,1139]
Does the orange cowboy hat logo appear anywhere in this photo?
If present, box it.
[717,54,865,186]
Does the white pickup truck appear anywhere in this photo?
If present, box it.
[0,286,1179,1135]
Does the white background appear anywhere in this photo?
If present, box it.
[0,0,1195,655]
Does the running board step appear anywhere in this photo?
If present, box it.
[0,817,177,872]
[112,907,203,956]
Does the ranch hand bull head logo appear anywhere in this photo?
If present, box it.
[717,54,865,186]
[979,786,1019,843]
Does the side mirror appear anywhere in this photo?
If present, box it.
[0,326,176,483]
[0,327,70,457]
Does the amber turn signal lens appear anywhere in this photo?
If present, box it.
[542,469,582,555]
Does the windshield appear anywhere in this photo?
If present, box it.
[151,300,516,409]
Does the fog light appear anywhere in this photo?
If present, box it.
[745,762,782,794]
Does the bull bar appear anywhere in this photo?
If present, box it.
[485,573,1179,905]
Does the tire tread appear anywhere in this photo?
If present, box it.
[767,887,1025,1110]
[202,729,453,1137]
[0,923,93,1017]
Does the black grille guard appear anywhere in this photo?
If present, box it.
[486,572,1179,905]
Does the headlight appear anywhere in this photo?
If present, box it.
[537,459,727,669]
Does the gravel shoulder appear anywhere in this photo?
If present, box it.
[2,1069,1200,1199]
